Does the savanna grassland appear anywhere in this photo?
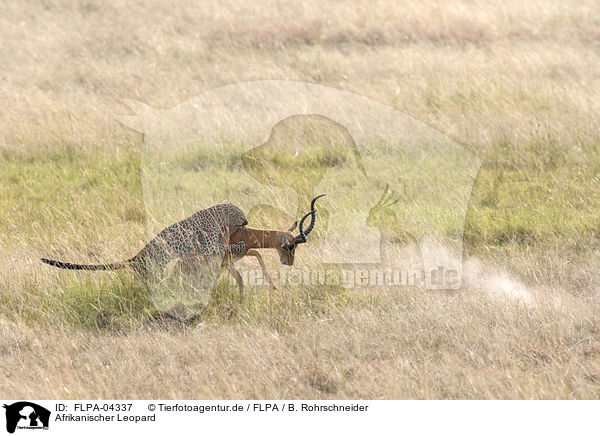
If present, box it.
[1,0,600,399]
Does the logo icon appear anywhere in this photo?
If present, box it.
[114,80,480,315]
[3,402,50,433]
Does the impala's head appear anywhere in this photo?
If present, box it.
[277,194,326,266]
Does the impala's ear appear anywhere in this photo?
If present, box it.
[280,234,287,248]
[287,221,298,232]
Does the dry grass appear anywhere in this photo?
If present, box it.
[1,0,599,399]
[1,286,599,399]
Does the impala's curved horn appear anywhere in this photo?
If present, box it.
[296,194,326,243]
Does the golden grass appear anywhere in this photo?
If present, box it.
[1,288,599,399]
[1,0,599,399]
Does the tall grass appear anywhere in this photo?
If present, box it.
[0,0,599,399]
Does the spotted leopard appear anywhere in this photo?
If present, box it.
[41,203,248,276]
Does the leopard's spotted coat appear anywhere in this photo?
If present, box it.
[42,203,248,275]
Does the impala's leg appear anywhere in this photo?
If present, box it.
[226,263,244,300]
[246,249,277,289]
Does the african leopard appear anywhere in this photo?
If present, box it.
[42,196,326,295]
[41,203,249,276]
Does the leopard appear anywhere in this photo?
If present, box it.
[41,203,249,277]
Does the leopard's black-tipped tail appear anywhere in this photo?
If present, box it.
[41,258,127,271]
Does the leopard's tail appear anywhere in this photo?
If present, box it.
[41,258,128,271]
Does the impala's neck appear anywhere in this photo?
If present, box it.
[230,227,291,249]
